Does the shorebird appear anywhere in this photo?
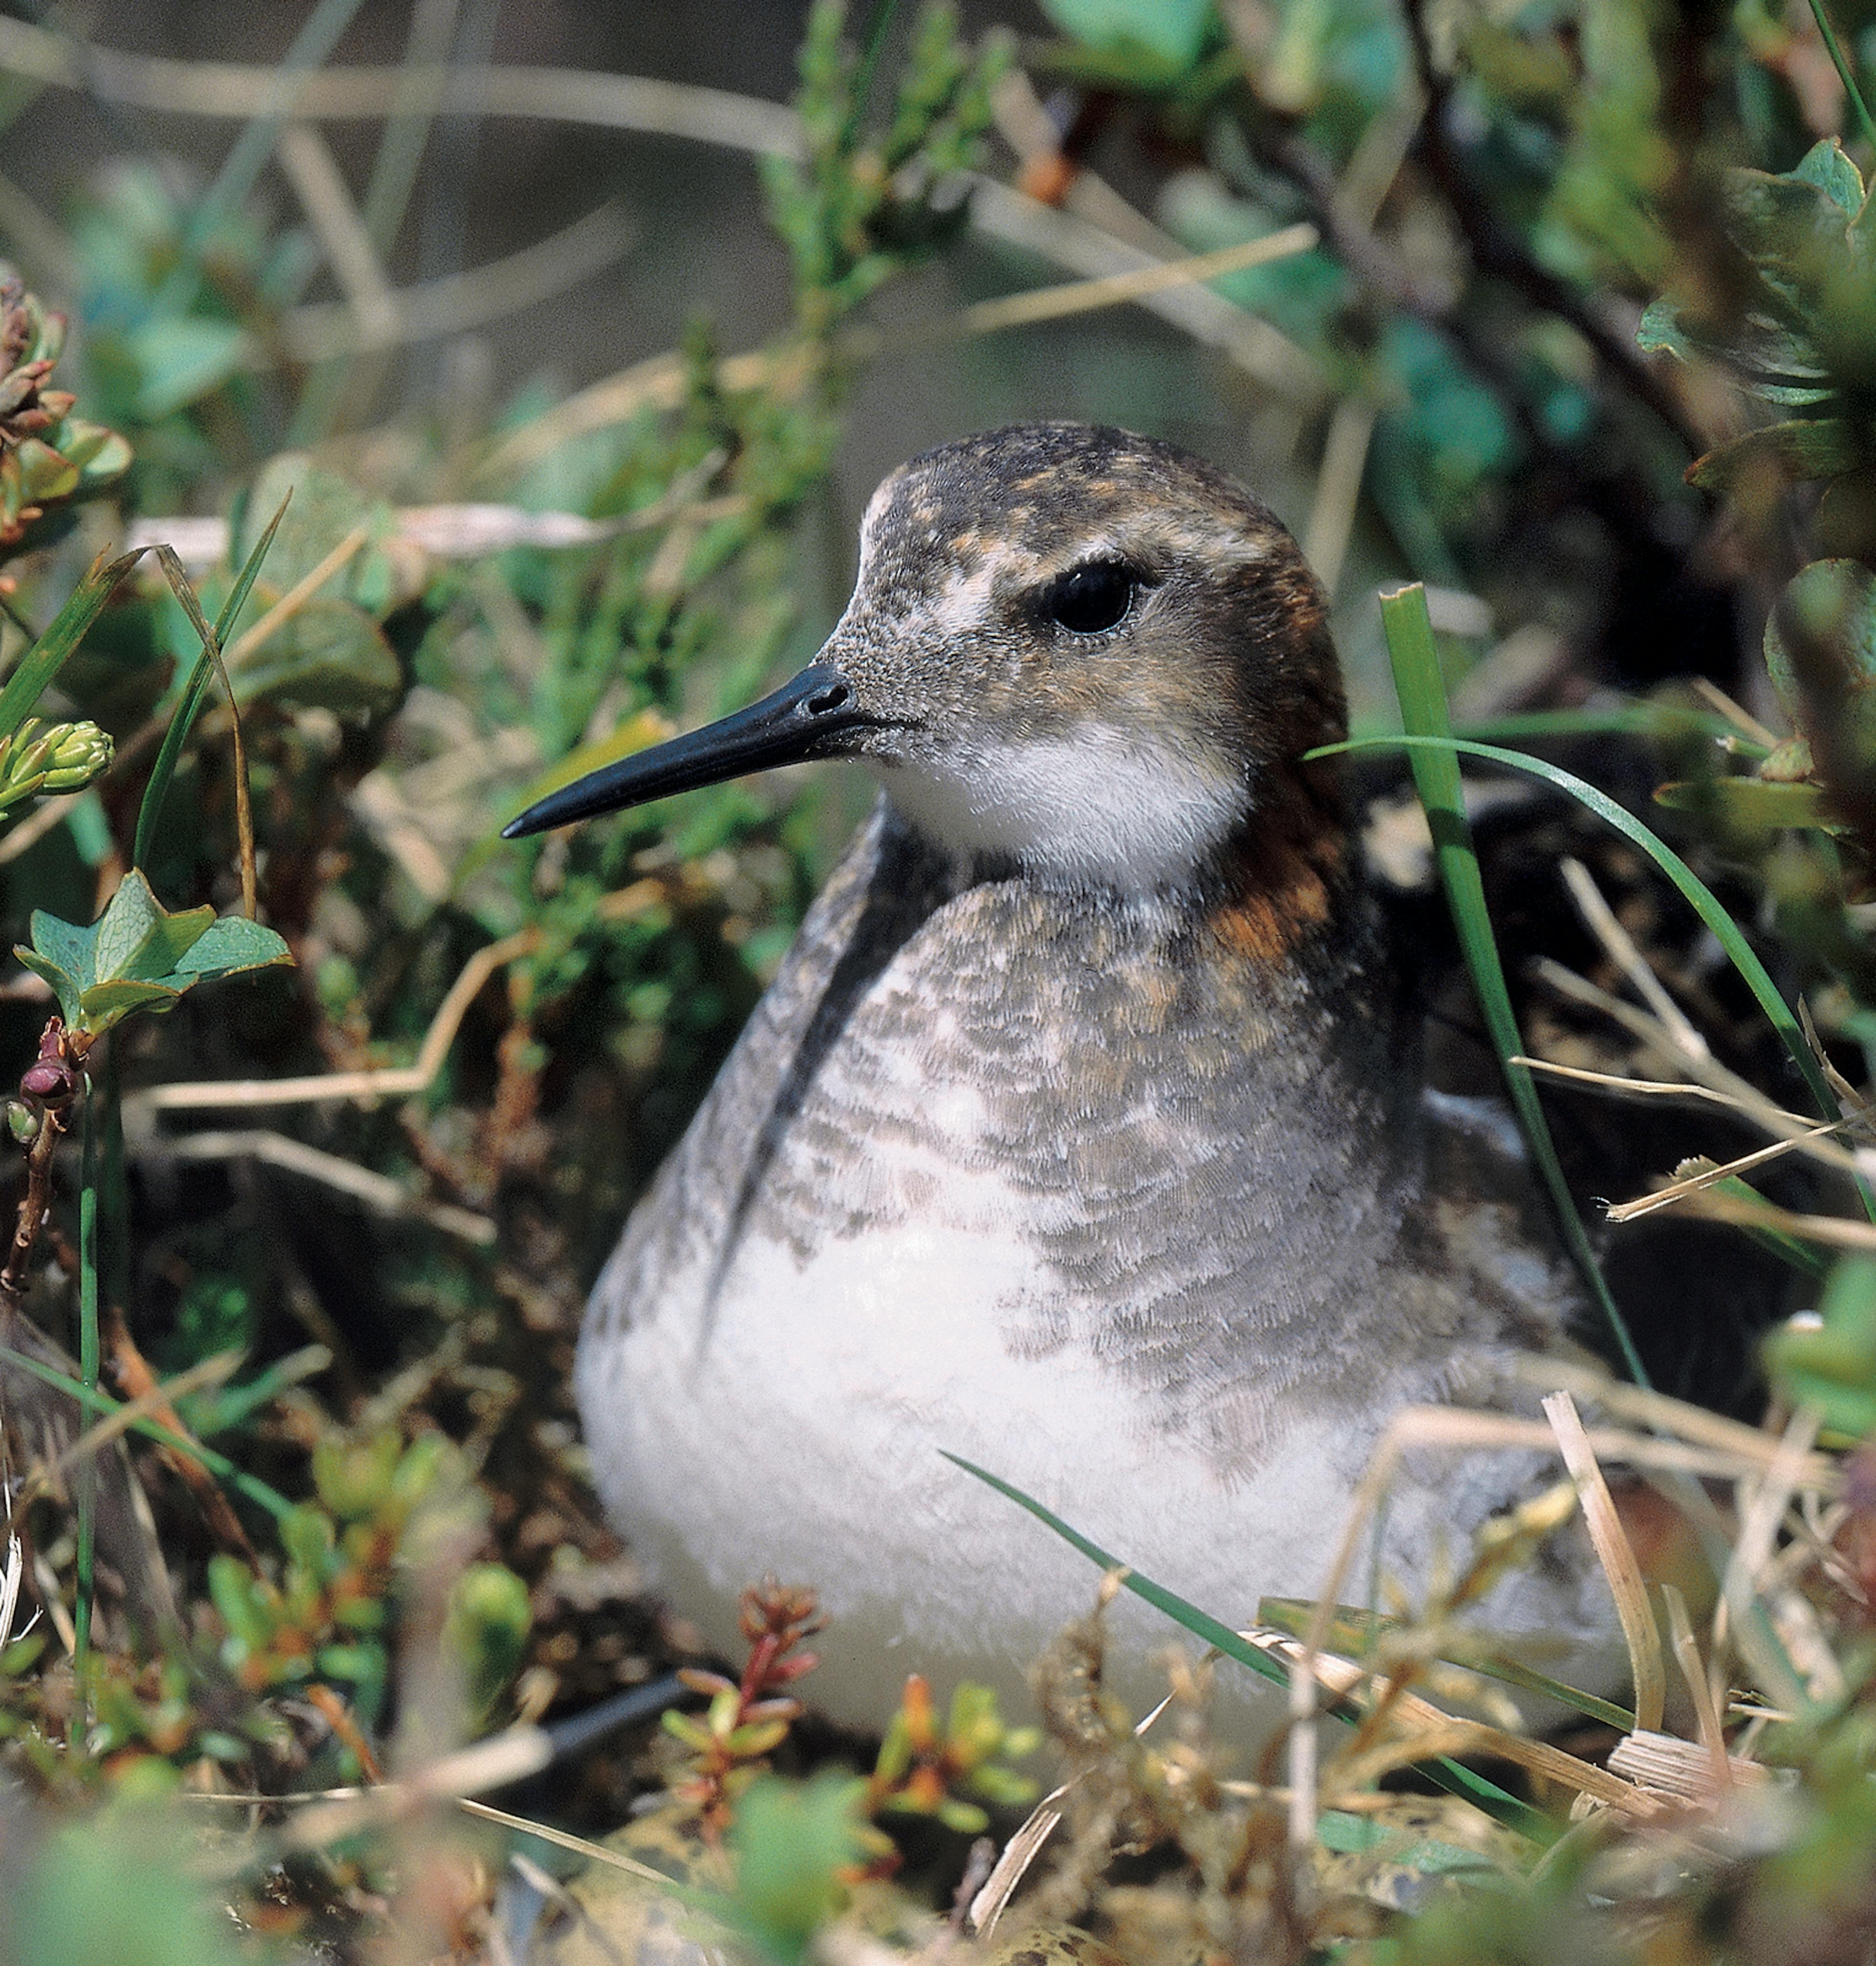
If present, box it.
[505,423,1613,1728]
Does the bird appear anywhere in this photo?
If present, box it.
[503,422,1616,1731]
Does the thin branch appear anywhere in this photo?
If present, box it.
[152,1130,495,1245]
[1396,0,1704,455]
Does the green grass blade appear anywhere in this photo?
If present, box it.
[1309,728,1849,1137]
[941,1453,1554,1841]
[1255,1597,1636,1731]
[134,493,287,870]
[1451,705,1756,751]
[0,548,145,744]
[71,1084,99,1741]
[0,1339,296,1522]
[1804,0,1876,153]
[1371,584,1649,1386]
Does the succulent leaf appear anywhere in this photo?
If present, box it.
[0,266,131,556]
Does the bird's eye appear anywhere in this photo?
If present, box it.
[1043,560,1137,636]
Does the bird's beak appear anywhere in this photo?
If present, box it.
[501,661,870,839]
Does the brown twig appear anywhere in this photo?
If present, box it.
[304,1682,384,1783]
[1396,0,1703,456]
[102,1304,255,1558]
[0,1114,61,1300]
[0,1018,82,1300]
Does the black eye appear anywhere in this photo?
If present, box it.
[1044,560,1137,636]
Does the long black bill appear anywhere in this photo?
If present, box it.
[502,662,869,839]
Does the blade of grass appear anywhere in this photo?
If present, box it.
[192,1344,333,1435]
[1451,705,1760,751]
[941,1452,1553,1840]
[1312,729,1853,1146]
[0,1339,295,1521]
[135,493,288,872]
[1254,1597,1636,1731]
[1805,0,1876,154]
[0,548,144,744]
[1367,585,1647,1384]
[70,1079,98,1743]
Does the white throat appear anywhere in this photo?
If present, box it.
[873,727,1246,890]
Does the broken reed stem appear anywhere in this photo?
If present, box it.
[1542,1390,1665,1733]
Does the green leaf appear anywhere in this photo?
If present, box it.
[1652,774,1833,829]
[1687,418,1858,494]
[0,548,145,744]
[26,908,93,995]
[1766,1254,1876,1437]
[236,452,387,601]
[171,912,292,980]
[229,595,400,715]
[1789,136,1866,218]
[940,1452,1552,1841]
[1038,0,1215,66]
[16,873,291,1036]
[1765,558,1876,733]
[126,316,251,421]
[1636,296,1692,361]
[14,947,80,1024]
[78,978,185,1025]
[728,1774,866,1965]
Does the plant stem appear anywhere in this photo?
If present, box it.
[1806,0,1876,156]
[840,0,904,156]
[72,1077,97,1741]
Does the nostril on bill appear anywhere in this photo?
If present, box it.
[806,683,852,715]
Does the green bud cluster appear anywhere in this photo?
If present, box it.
[0,717,112,811]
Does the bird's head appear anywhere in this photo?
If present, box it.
[504,423,1346,896]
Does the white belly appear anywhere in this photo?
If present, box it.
[575,1207,1610,1733]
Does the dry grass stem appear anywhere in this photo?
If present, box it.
[1605,1127,1850,1224]
[1516,1361,1843,1523]
[1511,1055,1807,1122]
[1560,856,1710,1059]
[1532,958,1866,1176]
[278,202,636,363]
[1668,1190,1876,1254]
[942,222,1319,338]
[274,121,398,346]
[1690,677,1782,750]
[1542,1391,1665,1732]
[1607,1729,1782,1800]
[1246,1631,1665,1820]
[1302,396,1377,598]
[153,1132,496,1245]
[32,1349,241,1490]
[456,1797,687,1893]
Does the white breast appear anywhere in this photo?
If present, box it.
[575,1134,1612,1731]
